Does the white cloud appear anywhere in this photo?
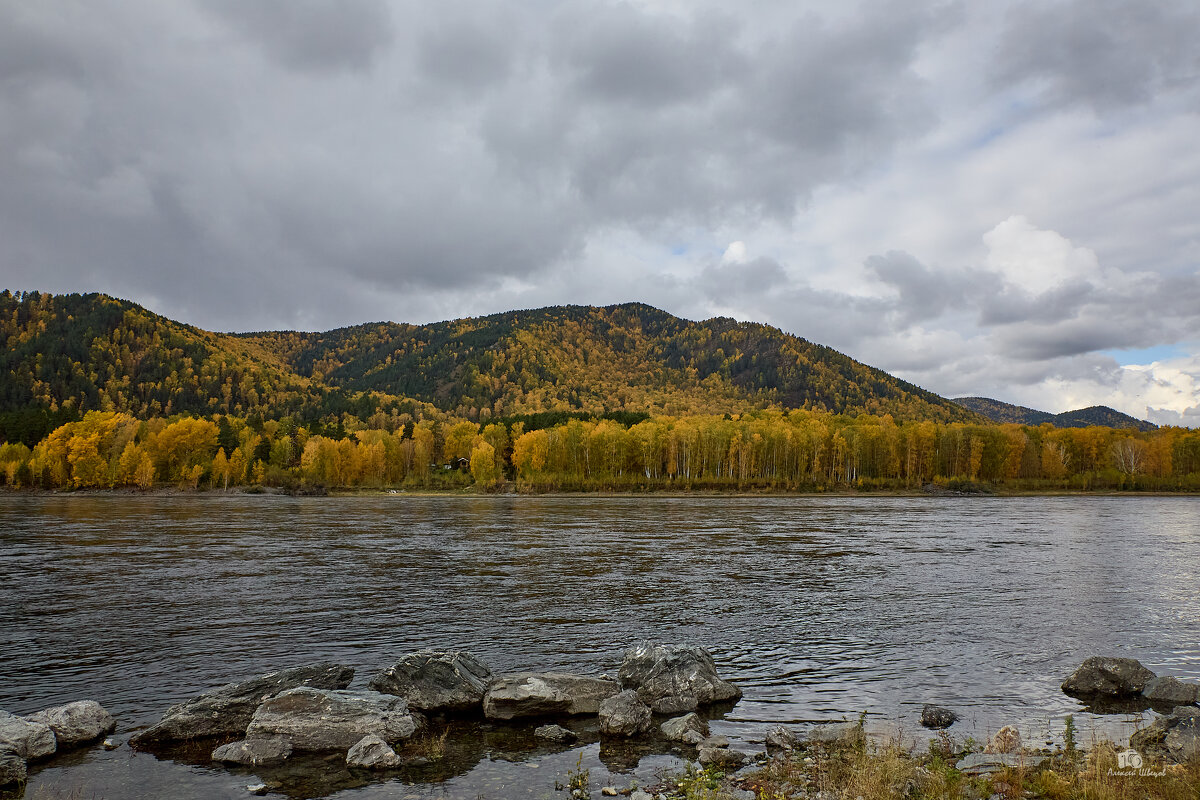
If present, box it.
[721,240,747,263]
[982,215,1101,295]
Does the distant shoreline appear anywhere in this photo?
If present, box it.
[3,486,1197,499]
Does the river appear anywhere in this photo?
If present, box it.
[2,494,1198,798]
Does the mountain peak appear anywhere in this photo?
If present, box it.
[953,396,1156,431]
[0,291,981,432]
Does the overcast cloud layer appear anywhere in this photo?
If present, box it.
[2,0,1199,425]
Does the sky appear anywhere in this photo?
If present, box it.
[2,1,1199,426]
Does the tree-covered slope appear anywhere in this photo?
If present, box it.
[243,303,979,422]
[0,291,387,444]
[953,396,1156,431]
[1,292,980,435]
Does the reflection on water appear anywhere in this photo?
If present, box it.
[2,494,1199,798]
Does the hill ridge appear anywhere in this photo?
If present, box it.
[953,396,1156,431]
[1,290,981,444]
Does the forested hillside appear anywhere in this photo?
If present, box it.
[1,292,977,445]
[954,397,1156,431]
[0,291,435,446]
[4,292,1198,495]
[245,303,978,422]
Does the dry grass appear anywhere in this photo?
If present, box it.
[404,723,452,761]
[733,736,1200,800]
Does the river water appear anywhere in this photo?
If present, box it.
[2,494,1198,798]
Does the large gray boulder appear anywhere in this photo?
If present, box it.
[598,690,652,737]
[920,704,958,729]
[345,734,402,769]
[1129,707,1200,763]
[985,726,1021,754]
[764,725,800,751]
[1142,676,1200,706]
[245,687,420,752]
[957,753,1046,776]
[1165,707,1200,763]
[618,643,741,714]
[369,650,492,714]
[697,743,751,768]
[661,712,709,743]
[25,701,116,748]
[482,673,620,720]
[1061,656,1155,698]
[806,721,865,749]
[131,662,355,746]
[0,711,56,761]
[211,737,292,766]
[0,748,26,788]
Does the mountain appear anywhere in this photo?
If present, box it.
[240,303,978,423]
[0,291,980,443]
[952,396,1156,432]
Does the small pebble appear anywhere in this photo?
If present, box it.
[246,784,268,795]
[102,738,120,750]
[601,788,619,796]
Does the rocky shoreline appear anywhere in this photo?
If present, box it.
[3,649,1198,797]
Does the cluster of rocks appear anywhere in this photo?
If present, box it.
[1061,655,1200,763]
[127,661,422,769]
[0,700,116,787]
[123,643,744,774]
[1061,655,1200,706]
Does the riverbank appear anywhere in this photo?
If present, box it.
[4,484,1199,498]
[635,733,1200,800]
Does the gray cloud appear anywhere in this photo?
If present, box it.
[199,0,395,73]
[993,0,1200,110]
[700,256,790,299]
[865,251,996,324]
[1,0,1197,422]
[0,1,949,331]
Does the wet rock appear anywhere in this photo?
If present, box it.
[985,726,1021,754]
[630,791,654,800]
[0,748,26,788]
[482,673,619,720]
[956,753,1046,776]
[25,700,116,747]
[1142,676,1200,706]
[1164,707,1200,762]
[103,738,120,750]
[700,734,730,749]
[618,643,741,714]
[661,712,709,743]
[598,690,653,737]
[698,745,751,768]
[920,704,958,729]
[534,724,577,743]
[765,725,800,751]
[368,650,492,714]
[1130,717,1168,753]
[0,710,56,761]
[681,729,705,745]
[346,734,402,768]
[245,688,420,752]
[601,788,619,797]
[246,783,268,795]
[805,722,864,749]
[212,737,292,766]
[1061,657,1155,698]
[131,662,355,746]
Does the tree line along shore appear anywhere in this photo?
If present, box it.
[1,407,1198,494]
